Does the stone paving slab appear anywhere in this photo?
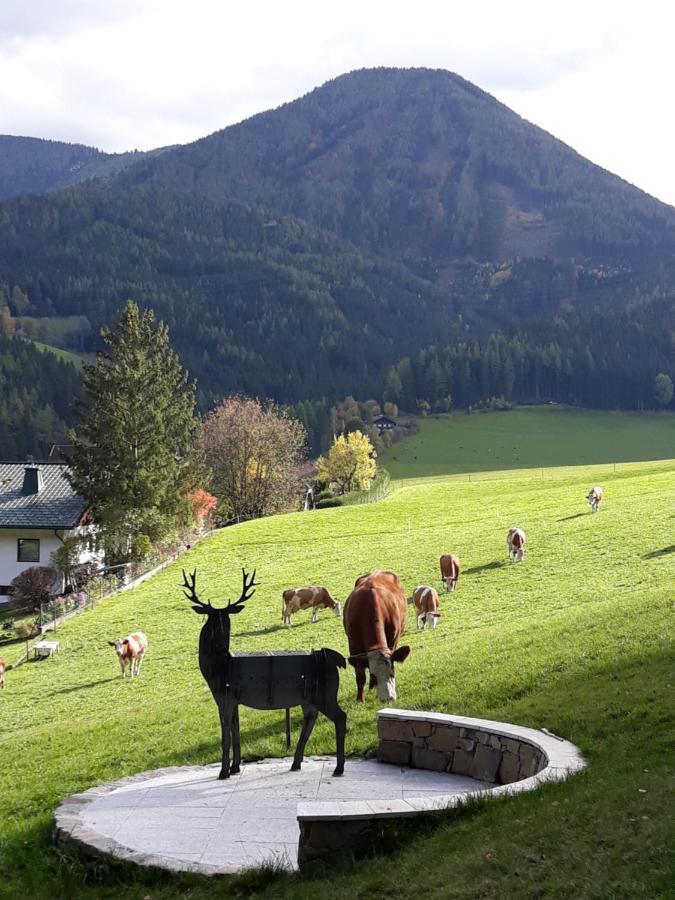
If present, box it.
[54,757,488,875]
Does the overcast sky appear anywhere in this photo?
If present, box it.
[1,0,673,206]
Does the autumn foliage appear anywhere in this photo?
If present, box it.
[317,431,377,495]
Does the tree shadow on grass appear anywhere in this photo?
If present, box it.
[235,618,320,638]
[235,623,290,638]
[557,513,586,522]
[464,561,505,575]
[48,677,117,696]
[642,545,675,559]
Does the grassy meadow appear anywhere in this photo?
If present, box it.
[30,340,87,369]
[382,407,675,478]
[0,454,673,899]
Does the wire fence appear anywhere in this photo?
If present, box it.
[341,468,391,506]
[396,458,675,487]
[7,525,214,670]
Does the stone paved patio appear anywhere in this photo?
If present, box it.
[64,757,488,874]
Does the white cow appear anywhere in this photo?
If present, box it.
[108,631,148,678]
[412,585,441,630]
[587,486,603,513]
[507,527,526,562]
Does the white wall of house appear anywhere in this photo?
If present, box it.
[0,526,101,603]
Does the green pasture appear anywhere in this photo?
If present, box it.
[15,314,91,347]
[382,406,675,478]
[30,340,87,369]
[0,459,673,898]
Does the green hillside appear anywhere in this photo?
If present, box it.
[1,69,674,462]
[125,68,675,264]
[0,135,167,201]
[1,459,672,898]
[383,407,675,478]
[30,340,86,368]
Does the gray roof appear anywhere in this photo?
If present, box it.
[0,463,89,530]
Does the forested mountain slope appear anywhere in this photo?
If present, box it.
[121,67,675,270]
[0,67,673,459]
[0,185,458,406]
[0,135,165,200]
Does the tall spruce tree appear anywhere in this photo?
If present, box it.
[68,300,200,561]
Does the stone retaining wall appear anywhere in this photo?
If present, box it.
[377,712,545,784]
[298,709,585,866]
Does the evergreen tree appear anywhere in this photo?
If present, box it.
[68,300,200,560]
[654,373,674,408]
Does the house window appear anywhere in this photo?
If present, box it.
[17,539,40,563]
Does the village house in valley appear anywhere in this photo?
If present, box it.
[0,461,99,603]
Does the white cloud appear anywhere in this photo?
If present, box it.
[0,0,672,204]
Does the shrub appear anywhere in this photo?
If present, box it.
[316,497,344,509]
[83,574,119,600]
[9,567,56,611]
[314,490,335,502]
[15,621,39,639]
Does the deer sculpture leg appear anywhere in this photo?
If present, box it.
[321,702,347,777]
[231,706,241,775]
[291,705,318,771]
[217,699,233,779]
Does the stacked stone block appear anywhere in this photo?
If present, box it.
[377,715,546,783]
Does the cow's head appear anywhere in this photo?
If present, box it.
[333,601,341,616]
[358,646,411,702]
[426,612,441,629]
[107,638,126,658]
[443,576,457,592]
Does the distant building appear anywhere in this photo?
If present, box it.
[0,461,100,603]
[372,414,397,436]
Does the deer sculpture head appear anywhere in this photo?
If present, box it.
[181,568,258,667]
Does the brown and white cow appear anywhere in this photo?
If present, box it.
[343,570,411,703]
[281,586,341,626]
[0,657,5,689]
[587,486,603,513]
[507,527,526,562]
[439,553,460,592]
[412,585,441,630]
[108,631,148,678]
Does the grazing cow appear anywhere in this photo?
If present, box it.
[412,585,440,630]
[439,554,460,592]
[108,632,148,678]
[0,657,5,689]
[507,527,526,562]
[587,486,603,513]
[343,570,411,703]
[281,586,341,626]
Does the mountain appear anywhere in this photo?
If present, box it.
[0,67,674,457]
[0,184,459,406]
[0,135,169,200]
[121,68,675,270]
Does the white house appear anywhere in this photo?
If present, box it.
[0,461,99,603]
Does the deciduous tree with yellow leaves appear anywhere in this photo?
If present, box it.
[317,431,376,495]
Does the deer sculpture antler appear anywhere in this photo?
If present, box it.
[181,569,212,613]
[226,568,259,614]
[181,567,259,615]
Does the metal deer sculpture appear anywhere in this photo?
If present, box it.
[182,568,347,779]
